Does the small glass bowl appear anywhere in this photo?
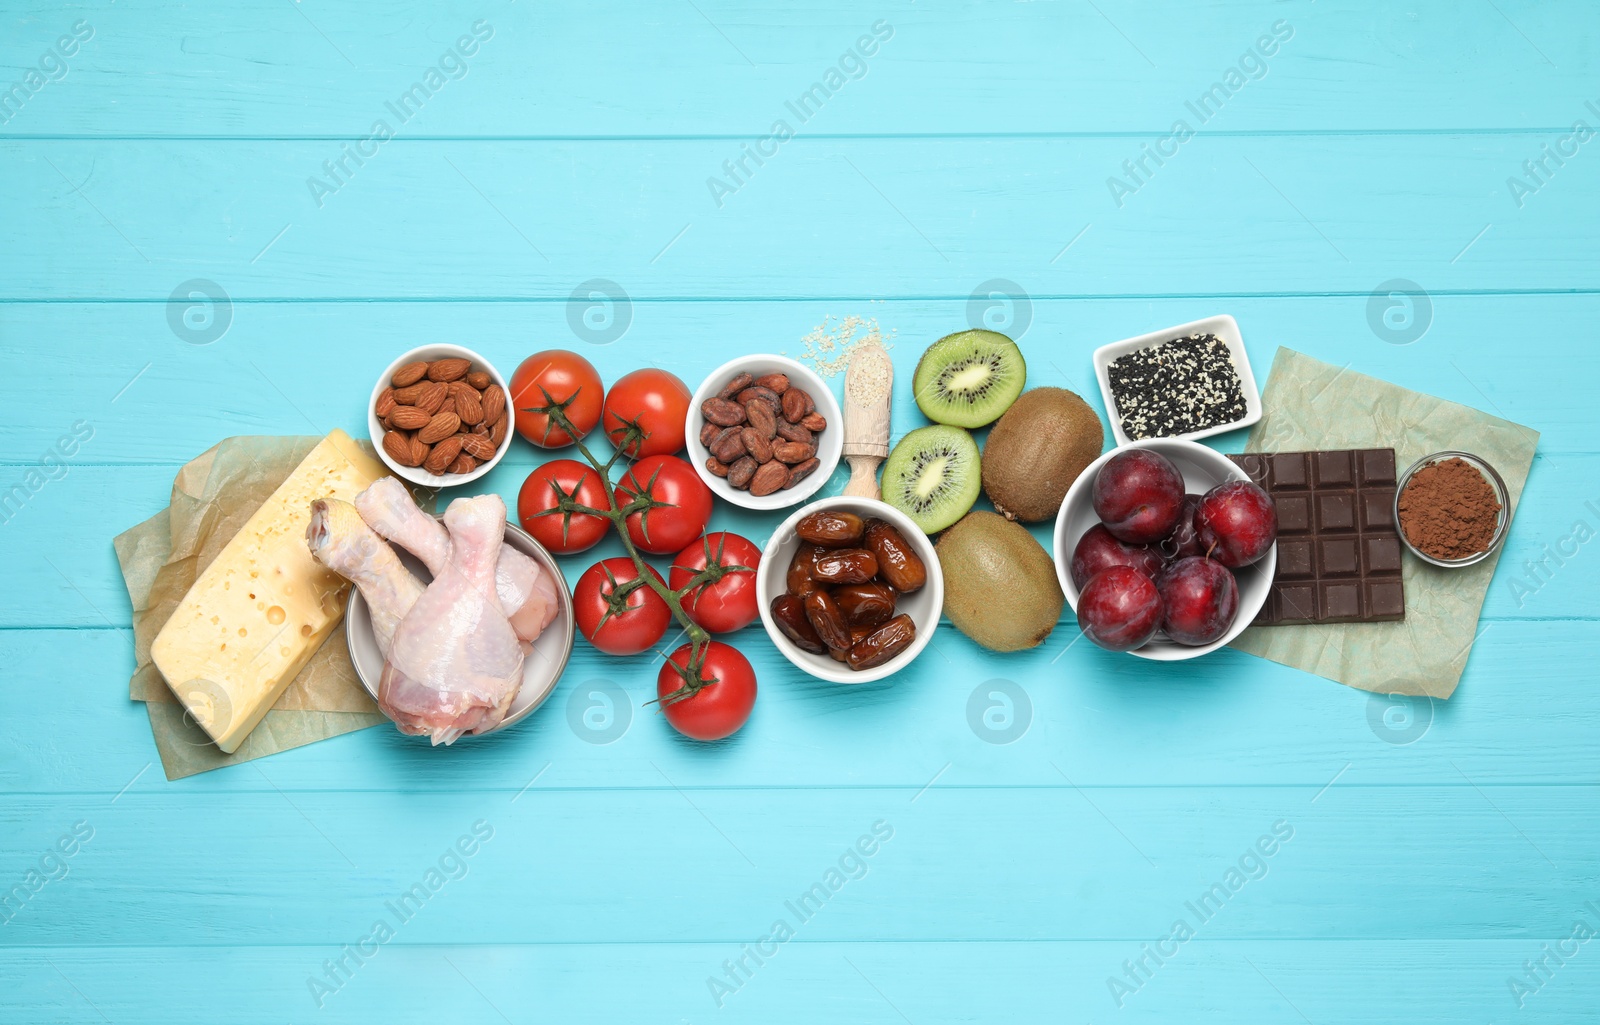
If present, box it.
[1393,450,1510,568]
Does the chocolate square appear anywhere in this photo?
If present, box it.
[1317,493,1356,532]
[1313,451,1353,487]
[1359,449,1397,485]
[1361,489,1396,531]
[1276,583,1317,623]
[1318,538,1360,577]
[1277,540,1315,579]
[1269,453,1309,490]
[1230,449,1406,626]
[1276,494,1312,535]
[1365,580,1406,620]
[1364,536,1402,575]
[1319,581,1362,621]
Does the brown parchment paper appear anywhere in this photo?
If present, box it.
[112,436,419,779]
[1227,349,1538,699]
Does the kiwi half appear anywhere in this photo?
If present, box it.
[881,425,981,535]
[912,329,1027,428]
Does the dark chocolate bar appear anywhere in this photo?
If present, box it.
[1229,449,1406,626]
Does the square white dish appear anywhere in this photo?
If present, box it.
[1092,314,1262,447]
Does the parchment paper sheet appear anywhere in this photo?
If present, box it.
[112,436,414,778]
[1228,349,1538,699]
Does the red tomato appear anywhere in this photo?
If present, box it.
[510,350,604,448]
[670,532,763,634]
[517,459,612,554]
[573,558,671,656]
[658,642,757,741]
[602,368,691,458]
[614,455,713,555]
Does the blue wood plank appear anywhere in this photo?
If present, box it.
[1,786,1594,946]
[3,135,1599,299]
[7,941,1600,1024]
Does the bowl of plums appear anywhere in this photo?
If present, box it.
[1053,439,1277,661]
[757,497,944,683]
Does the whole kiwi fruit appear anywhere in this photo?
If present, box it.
[935,511,1064,652]
[982,387,1105,522]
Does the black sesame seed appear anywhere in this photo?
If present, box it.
[1107,334,1247,439]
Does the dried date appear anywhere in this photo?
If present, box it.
[846,614,916,670]
[833,582,896,629]
[864,519,927,593]
[796,510,865,547]
[770,594,826,654]
[813,549,878,585]
[803,589,852,652]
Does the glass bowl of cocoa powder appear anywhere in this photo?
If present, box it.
[1394,451,1510,568]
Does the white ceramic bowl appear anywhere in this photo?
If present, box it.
[368,344,513,488]
[756,497,943,683]
[686,354,843,511]
[1092,314,1263,447]
[345,519,575,738]
[1053,438,1275,661]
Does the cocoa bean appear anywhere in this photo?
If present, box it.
[801,412,828,432]
[727,456,759,489]
[782,388,809,424]
[699,420,721,447]
[740,427,774,463]
[775,420,813,445]
[701,397,747,426]
[705,456,730,478]
[786,457,821,488]
[773,440,812,464]
[745,400,778,439]
[718,372,754,399]
[737,385,782,412]
[709,426,747,463]
[755,373,790,394]
[749,461,789,496]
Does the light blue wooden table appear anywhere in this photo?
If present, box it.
[4,2,1598,1021]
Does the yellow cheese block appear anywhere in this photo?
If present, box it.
[151,430,388,752]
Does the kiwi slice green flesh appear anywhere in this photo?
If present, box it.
[912,329,1027,428]
[881,425,982,535]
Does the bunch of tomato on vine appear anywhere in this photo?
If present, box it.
[508,350,759,741]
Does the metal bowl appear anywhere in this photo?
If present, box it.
[1394,450,1510,568]
[344,518,574,738]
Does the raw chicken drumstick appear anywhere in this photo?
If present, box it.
[305,498,424,657]
[354,477,558,644]
[378,494,526,745]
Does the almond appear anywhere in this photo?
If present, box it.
[466,371,492,391]
[393,382,427,405]
[454,385,484,425]
[414,381,447,415]
[437,394,457,419]
[481,383,506,424]
[375,387,398,418]
[489,412,509,447]
[418,411,461,444]
[448,453,479,475]
[428,357,471,382]
[409,435,432,466]
[383,430,420,466]
[391,361,429,388]
[389,405,431,430]
[460,433,497,460]
[424,435,466,474]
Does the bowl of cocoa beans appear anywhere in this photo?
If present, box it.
[368,344,513,487]
[756,497,944,684]
[687,354,844,510]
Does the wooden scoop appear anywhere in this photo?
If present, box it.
[842,342,893,499]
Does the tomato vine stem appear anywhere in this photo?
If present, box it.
[526,398,733,703]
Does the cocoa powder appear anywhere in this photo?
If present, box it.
[1397,456,1502,561]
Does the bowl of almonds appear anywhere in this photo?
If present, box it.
[687,354,843,511]
[368,344,513,487]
